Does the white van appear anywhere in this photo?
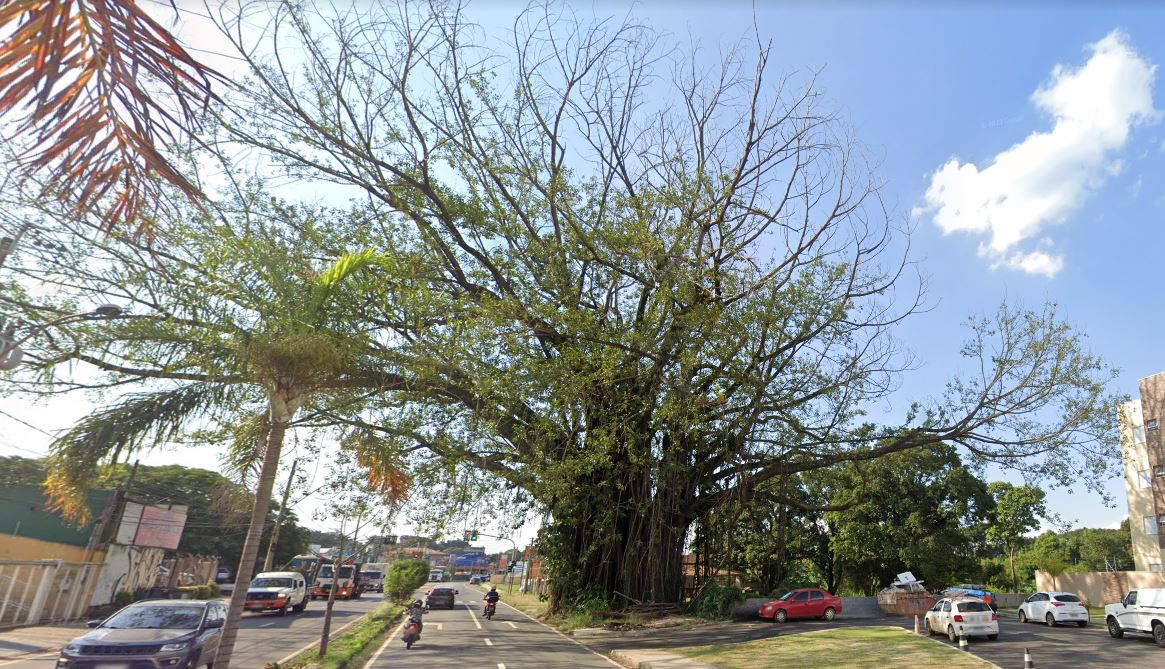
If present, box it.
[245,571,309,615]
[1105,588,1165,646]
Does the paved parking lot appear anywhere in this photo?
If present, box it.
[932,615,1162,668]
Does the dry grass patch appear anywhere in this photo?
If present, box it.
[677,626,994,668]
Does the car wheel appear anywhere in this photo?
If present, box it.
[987,634,997,641]
[1045,612,1056,627]
[823,607,836,622]
[1107,617,1123,638]
[947,626,957,643]
[924,618,933,636]
[1154,622,1165,648]
[1018,610,1027,623]
[277,602,289,617]
[774,609,788,623]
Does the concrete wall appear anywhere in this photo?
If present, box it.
[0,534,104,563]
[1035,570,1165,606]
[90,544,166,607]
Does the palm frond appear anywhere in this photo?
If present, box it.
[0,0,225,232]
[44,381,227,522]
[345,428,411,506]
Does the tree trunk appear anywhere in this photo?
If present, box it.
[214,398,295,669]
[1008,545,1018,593]
[319,519,347,657]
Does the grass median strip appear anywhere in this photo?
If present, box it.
[675,626,995,668]
[270,603,402,669]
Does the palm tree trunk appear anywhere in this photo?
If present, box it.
[215,399,294,669]
[263,458,298,571]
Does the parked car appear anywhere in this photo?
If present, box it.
[1105,588,1165,646]
[426,586,459,610]
[214,567,232,584]
[1018,591,1088,627]
[245,571,309,615]
[58,600,226,669]
[759,588,842,622]
[925,597,998,641]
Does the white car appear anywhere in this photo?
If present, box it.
[1105,588,1165,647]
[924,597,998,642]
[1018,591,1088,627]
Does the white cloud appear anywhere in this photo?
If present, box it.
[916,30,1157,277]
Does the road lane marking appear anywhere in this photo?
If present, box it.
[493,598,622,667]
[260,622,275,627]
[466,603,482,629]
[506,621,517,629]
[498,665,506,669]
[484,638,493,646]
[435,622,443,631]
[361,614,410,669]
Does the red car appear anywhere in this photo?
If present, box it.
[759,588,842,622]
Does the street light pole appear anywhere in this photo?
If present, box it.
[0,305,123,370]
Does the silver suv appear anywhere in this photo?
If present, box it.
[57,600,226,669]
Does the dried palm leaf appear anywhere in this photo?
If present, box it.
[0,0,225,232]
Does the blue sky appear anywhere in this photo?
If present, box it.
[3,1,1163,540]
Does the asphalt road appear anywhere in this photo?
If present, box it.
[364,590,619,669]
[0,595,382,669]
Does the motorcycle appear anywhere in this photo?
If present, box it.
[483,600,497,620]
[402,607,423,649]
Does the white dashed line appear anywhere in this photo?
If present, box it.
[466,602,482,629]
[259,622,274,627]
[435,622,443,631]
[484,638,493,646]
[506,621,518,629]
[361,615,410,669]
[497,664,506,669]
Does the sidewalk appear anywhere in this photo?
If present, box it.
[611,649,717,669]
[0,624,85,660]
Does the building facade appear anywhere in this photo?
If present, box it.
[1120,371,1165,572]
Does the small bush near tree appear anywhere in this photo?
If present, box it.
[690,582,745,619]
[384,560,430,603]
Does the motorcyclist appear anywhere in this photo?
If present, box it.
[406,598,425,633]
[483,585,500,613]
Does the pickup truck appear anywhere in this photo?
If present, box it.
[1105,588,1165,647]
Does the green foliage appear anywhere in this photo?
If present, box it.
[690,582,746,620]
[277,603,399,669]
[177,583,219,599]
[986,482,1047,591]
[384,559,430,603]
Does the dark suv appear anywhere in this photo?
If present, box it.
[57,600,226,669]
[426,587,459,610]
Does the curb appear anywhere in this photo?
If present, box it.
[610,649,717,669]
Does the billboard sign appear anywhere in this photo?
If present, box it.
[454,553,491,568]
[133,505,187,549]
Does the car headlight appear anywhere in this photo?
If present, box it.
[160,642,189,652]
[63,644,81,653]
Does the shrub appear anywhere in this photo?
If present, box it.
[384,559,430,603]
[690,581,745,620]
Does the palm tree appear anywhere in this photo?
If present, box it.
[21,205,405,669]
[0,0,223,231]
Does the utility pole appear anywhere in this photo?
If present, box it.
[262,459,298,571]
[82,460,139,564]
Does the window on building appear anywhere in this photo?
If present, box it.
[1133,425,1147,444]
[1156,465,1165,477]
[1139,470,1153,488]
[1149,418,1160,431]
[1151,564,1164,573]
[1145,515,1159,536]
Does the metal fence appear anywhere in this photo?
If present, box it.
[0,559,103,628]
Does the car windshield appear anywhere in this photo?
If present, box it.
[776,591,796,601]
[102,606,204,630]
[958,601,991,612]
[251,578,294,588]
[363,572,382,579]
[1053,594,1081,603]
[318,565,350,578]
[434,588,453,594]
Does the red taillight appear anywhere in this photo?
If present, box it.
[1051,602,1064,607]
[953,614,964,622]
[991,612,998,620]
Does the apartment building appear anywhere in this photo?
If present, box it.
[1119,370,1165,572]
